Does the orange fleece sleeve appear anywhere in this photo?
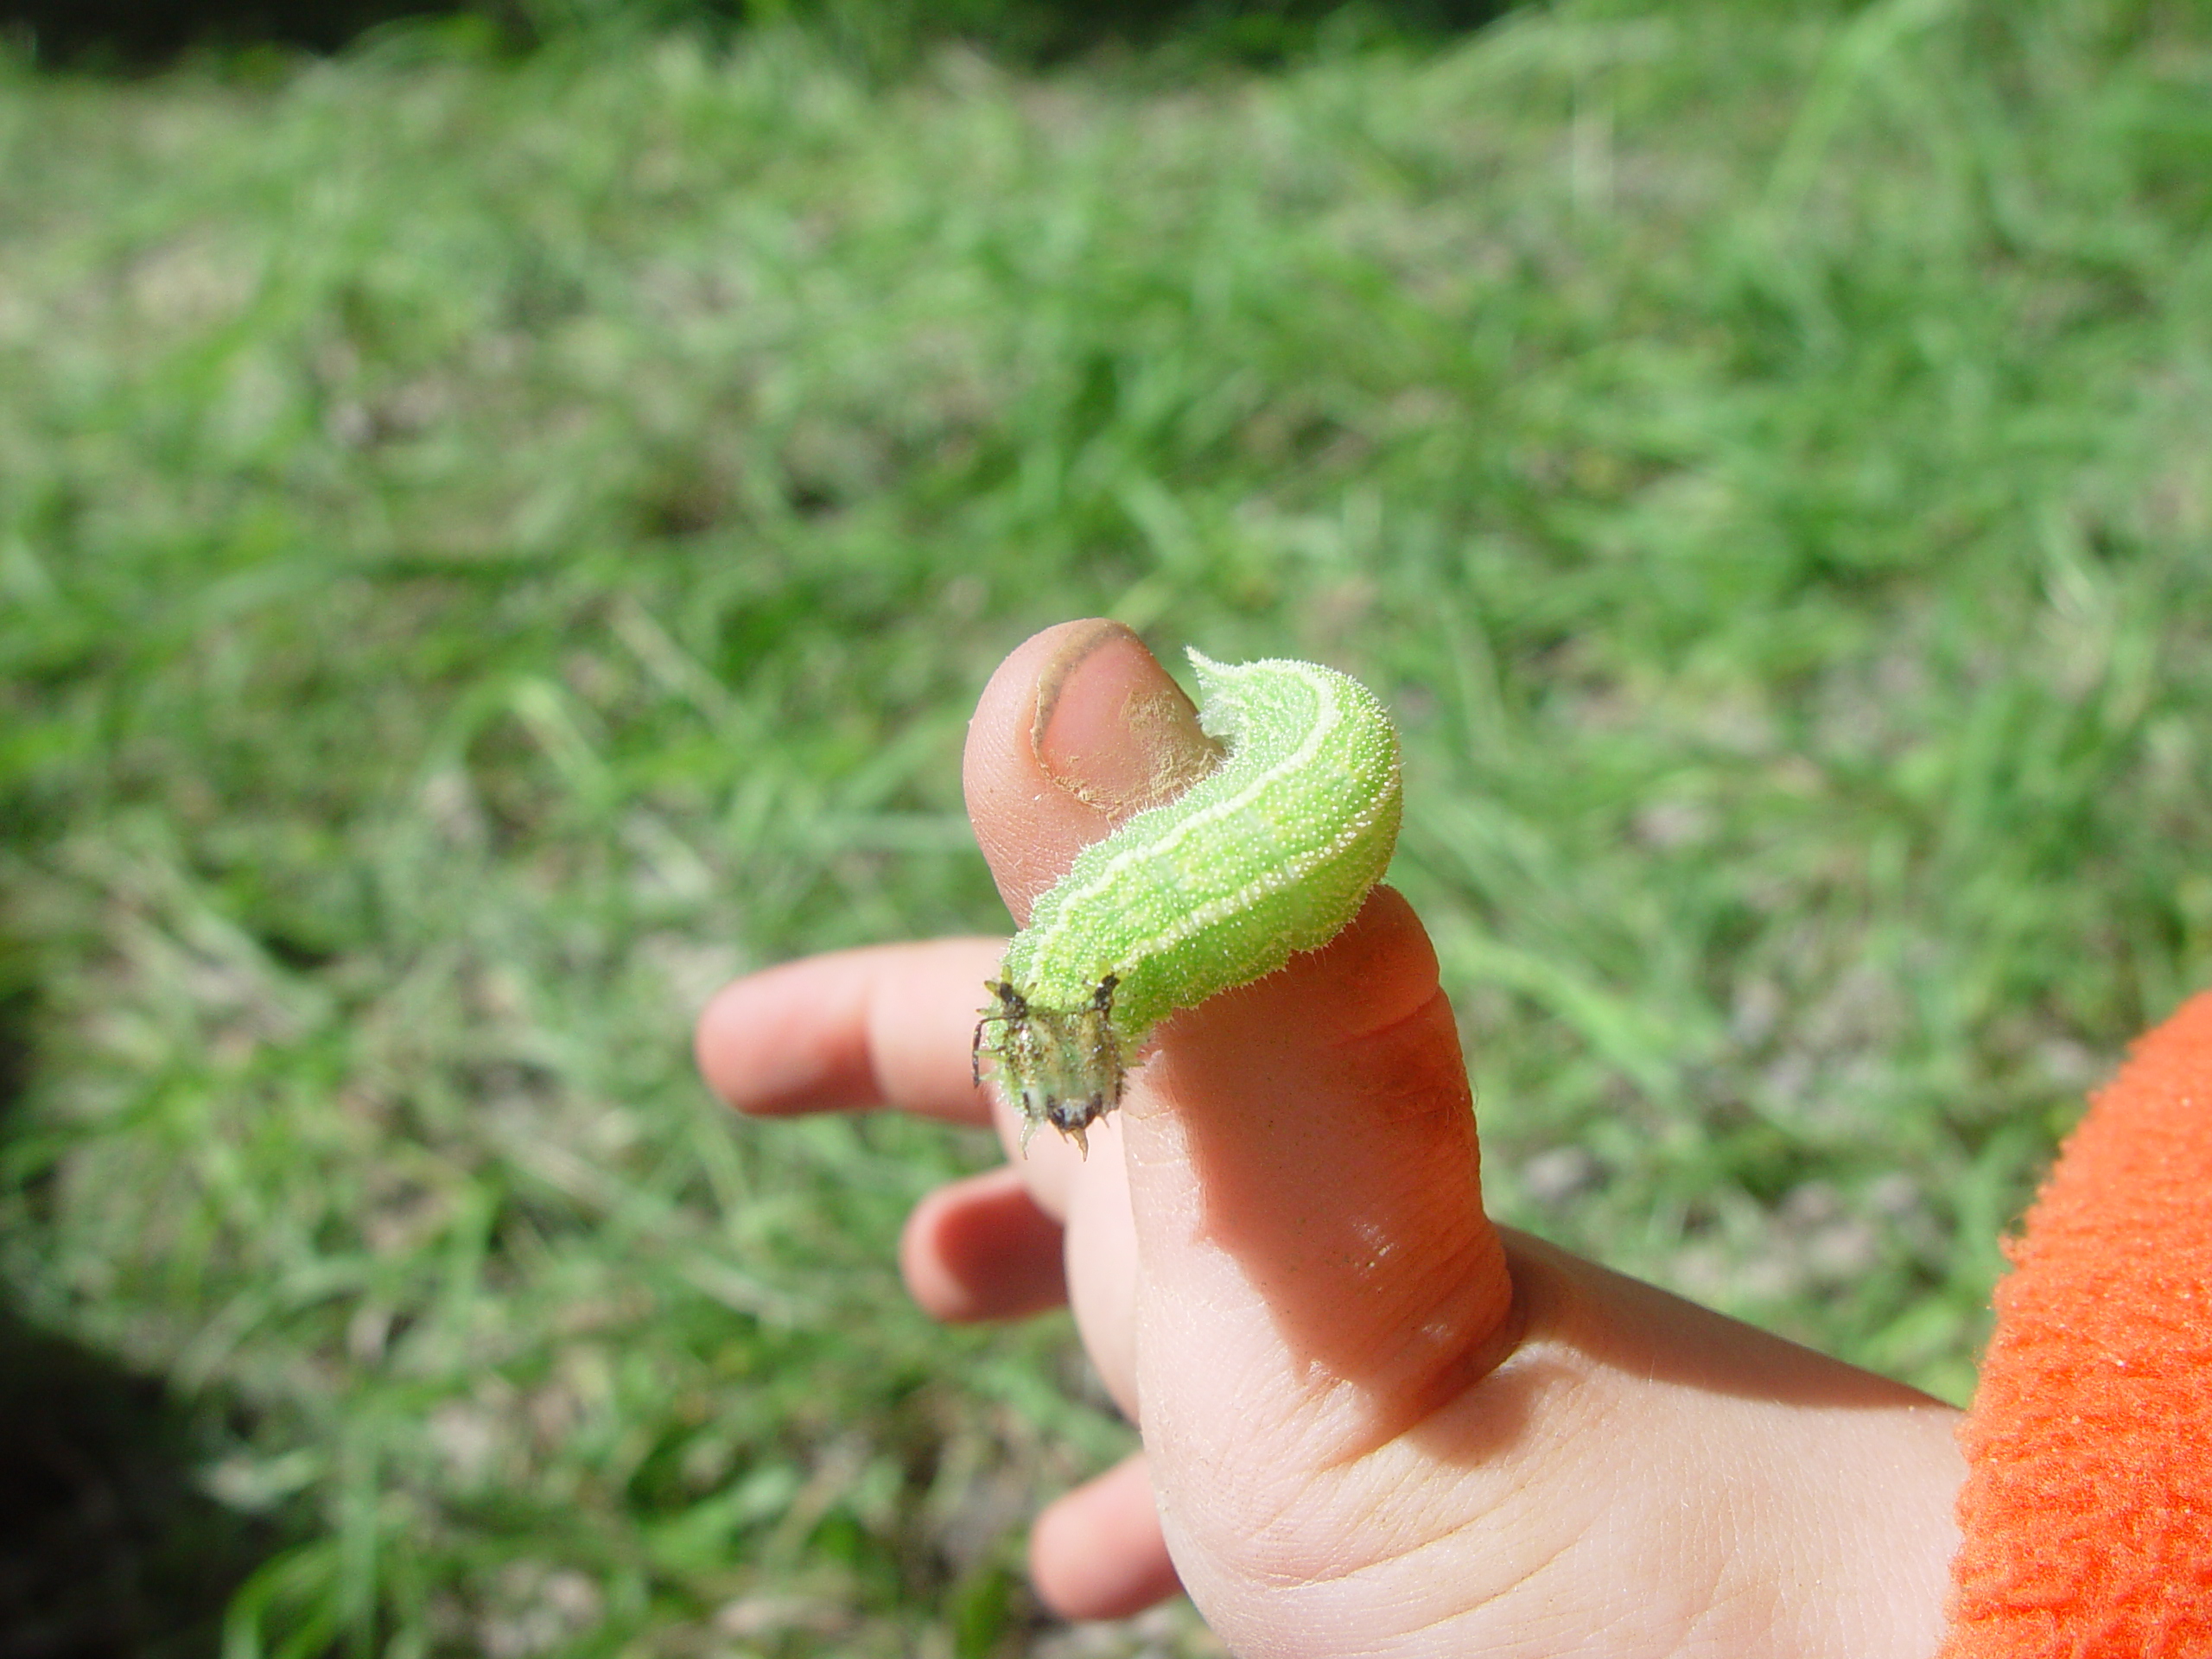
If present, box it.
[1941,990,2212,1658]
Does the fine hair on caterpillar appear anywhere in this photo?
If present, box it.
[974,649,1402,1155]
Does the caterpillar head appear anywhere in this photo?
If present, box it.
[973,975,1122,1158]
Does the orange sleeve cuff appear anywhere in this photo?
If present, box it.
[1941,990,2212,1658]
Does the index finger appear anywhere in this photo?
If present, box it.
[696,938,1006,1125]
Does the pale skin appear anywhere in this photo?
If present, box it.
[696,619,1968,1657]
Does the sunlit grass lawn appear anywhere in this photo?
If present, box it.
[2,2,2209,1651]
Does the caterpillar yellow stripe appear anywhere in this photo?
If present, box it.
[975,649,1402,1154]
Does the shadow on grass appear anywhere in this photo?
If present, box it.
[0,983,285,1659]
[0,0,1516,72]
[0,0,438,66]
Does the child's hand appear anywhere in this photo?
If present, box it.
[696,620,1965,1656]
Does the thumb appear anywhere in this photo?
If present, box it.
[963,621,1516,1511]
[1129,886,1517,1446]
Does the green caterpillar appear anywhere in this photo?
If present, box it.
[975,650,1403,1154]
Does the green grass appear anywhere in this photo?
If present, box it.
[3,1,2209,1651]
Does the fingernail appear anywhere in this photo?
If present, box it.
[1033,621,1218,819]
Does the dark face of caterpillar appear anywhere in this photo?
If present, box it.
[1041,1084,1113,1156]
[973,975,1122,1158]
